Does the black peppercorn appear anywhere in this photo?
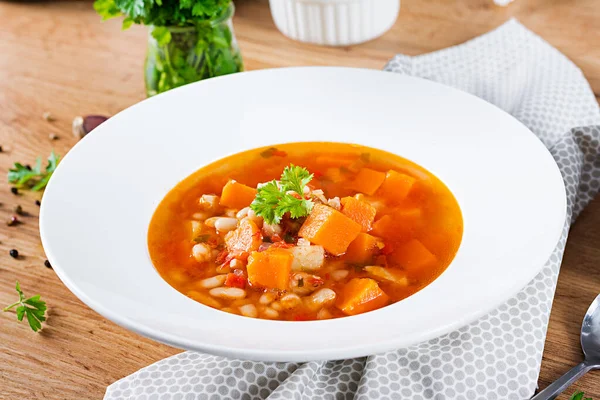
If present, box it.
[14,205,23,215]
[35,200,41,206]
[9,249,18,258]
[11,187,18,195]
[7,215,19,226]
[0,145,3,152]
[44,259,52,269]
[25,164,32,171]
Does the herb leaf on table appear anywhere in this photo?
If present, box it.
[570,392,593,400]
[3,282,47,332]
[8,151,60,191]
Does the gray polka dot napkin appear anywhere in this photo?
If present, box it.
[105,19,600,400]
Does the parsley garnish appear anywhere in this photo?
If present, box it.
[8,151,60,191]
[93,0,243,95]
[250,165,314,225]
[3,281,47,332]
[570,392,592,400]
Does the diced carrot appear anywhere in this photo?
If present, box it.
[348,168,386,195]
[371,215,395,238]
[388,239,437,272]
[298,204,362,256]
[225,219,262,253]
[377,170,416,204]
[246,248,293,290]
[220,180,257,209]
[325,167,344,183]
[337,278,390,316]
[340,196,377,232]
[371,207,422,239]
[344,233,380,264]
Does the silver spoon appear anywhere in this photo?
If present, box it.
[532,294,600,400]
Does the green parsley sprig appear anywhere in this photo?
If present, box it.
[3,281,47,332]
[250,165,314,225]
[570,392,592,400]
[8,151,60,191]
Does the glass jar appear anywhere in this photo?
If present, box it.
[145,4,244,96]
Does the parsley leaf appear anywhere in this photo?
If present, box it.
[3,281,47,332]
[93,0,122,20]
[8,151,60,191]
[250,181,283,224]
[280,164,313,195]
[250,165,314,225]
[277,194,313,219]
[570,392,592,400]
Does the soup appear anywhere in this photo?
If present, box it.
[148,143,463,321]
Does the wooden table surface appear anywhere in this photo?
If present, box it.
[0,0,598,398]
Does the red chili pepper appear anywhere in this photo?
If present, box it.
[225,272,247,289]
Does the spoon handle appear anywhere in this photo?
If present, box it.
[531,362,593,400]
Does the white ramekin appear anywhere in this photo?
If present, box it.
[268,0,400,46]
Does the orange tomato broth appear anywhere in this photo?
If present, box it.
[148,142,463,320]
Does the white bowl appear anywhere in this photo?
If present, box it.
[269,0,400,46]
[40,67,565,362]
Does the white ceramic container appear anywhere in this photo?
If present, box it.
[268,0,400,46]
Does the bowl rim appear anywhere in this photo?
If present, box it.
[40,67,566,361]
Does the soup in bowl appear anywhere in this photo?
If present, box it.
[148,142,463,321]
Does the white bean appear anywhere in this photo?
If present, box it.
[198,274,227,289]
[246,209,263,227]
[270,301,282,311]
[259,292,275,305]
[331,269,349,281]
[306,288,336,311]
[204,217,219,228]
[187,291,222,309]
[214,217,238,232]
[236,207,250,219]
[192,243,212,263]
[209,287,246,300]
[280,294,302,310]
[317,308,333,320]
[262,307,279,319]
[224,209,238,218]
[190,220,203,238]
[239,304,258,318]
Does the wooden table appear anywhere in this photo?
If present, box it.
[0,0,598,398]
